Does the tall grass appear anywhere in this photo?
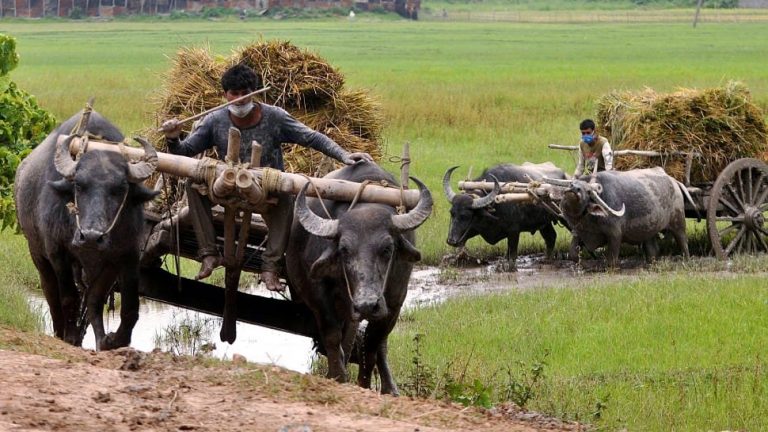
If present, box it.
[0,231,44,331]
[389,273,768,430]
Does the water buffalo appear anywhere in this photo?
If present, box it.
[14,110,158,349]
[443,162,567,268]
[286,162,432,395]
[560,167,689,266]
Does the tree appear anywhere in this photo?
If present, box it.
[0,34,57,230]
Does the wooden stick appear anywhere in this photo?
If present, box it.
[226,127,241,164]
[548,144,701,158]
[400,142,410,189]
[64,136,422,208]
[156,87,271,132]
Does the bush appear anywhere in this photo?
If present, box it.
[0,34,57,231]
[68,6,84,19]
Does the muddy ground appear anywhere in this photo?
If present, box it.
[0,325,586,432]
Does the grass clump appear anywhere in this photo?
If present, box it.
[390,273,768,430]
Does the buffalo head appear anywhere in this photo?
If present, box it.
[50,135,159,250]
[442,166,500,247]
[561,179,625,219]
[295,176,433,320]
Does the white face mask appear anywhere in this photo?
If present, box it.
[228,102,254,118]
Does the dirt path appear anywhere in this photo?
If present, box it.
[0,328,584,432]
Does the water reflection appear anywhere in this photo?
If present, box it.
[27,289,315,373]
[25,266,466,375]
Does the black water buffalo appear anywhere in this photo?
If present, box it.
[14,110,158,349]
[443,162,567,268]
[286,162,432,395]
[560,167,689,267]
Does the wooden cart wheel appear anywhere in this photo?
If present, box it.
[707,158,768,259]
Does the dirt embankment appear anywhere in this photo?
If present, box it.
[0,327,584,432]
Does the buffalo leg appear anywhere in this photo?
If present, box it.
[670,215,690,258]
[358,315,399,395]
[320,320,348,383]
[85,267,119,350]
[540,223,557,259]
[47,255,85,346]
[32,255,66,340]
[606,236,622,268]
[568,236,581,262]
[504,232,520,271]
[101,260,141,350]
[643,237,660,263]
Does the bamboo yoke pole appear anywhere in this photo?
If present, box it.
[62,136,421,208]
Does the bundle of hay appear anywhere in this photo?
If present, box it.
[146,40,383,177]
[596,81,768,184]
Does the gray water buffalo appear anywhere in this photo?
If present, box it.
[560,167,689,266]
[443,162,567,268]
[14,110,158,349]
[286,162,432,395]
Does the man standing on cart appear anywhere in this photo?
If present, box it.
[574,118,613,177]
[161,63,372,290]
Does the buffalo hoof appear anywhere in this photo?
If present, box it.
[497,261,517,273]
[99,332,130,351]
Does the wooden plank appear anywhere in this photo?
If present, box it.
[138,267,319,340]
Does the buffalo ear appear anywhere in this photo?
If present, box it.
[397,235,422,262]
[481,209,500,222]
[309,248,339,279]
[48,179,73,195]
[588,203,609,217]
[131,184,160,204]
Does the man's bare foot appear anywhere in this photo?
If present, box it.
[260,270,284,292]
[195,255,221,280]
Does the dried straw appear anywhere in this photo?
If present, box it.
[597,81,768,184]
[144,40,382,179]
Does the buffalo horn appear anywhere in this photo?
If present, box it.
[442,166,459,203]
[54,134,78,180]
[470,174,499,209]
[127,136,159,183]
[392,176,433,231]
[295,181,339,239]
[589,189,625,217]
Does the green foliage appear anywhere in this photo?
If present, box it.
[200,6,238,18]
[153,312,217,357]
[0,36,19,76]
[68,6,84,19]
[0,34,56,231]
[502,355,548,408]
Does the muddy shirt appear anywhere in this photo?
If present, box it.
[575,135,613,176]
[167,103,348,170]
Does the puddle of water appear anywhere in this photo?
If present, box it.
[26,289,315,373]
[25,256,635,374]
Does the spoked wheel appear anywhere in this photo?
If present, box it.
[707,158,768,259]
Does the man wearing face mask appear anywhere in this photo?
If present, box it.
[574,118,613,178]
[160,63,373,289]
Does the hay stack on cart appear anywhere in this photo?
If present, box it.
[147,40,383,176]
[596,81,768,184]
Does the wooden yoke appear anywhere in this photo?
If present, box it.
[62,136,421,209]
